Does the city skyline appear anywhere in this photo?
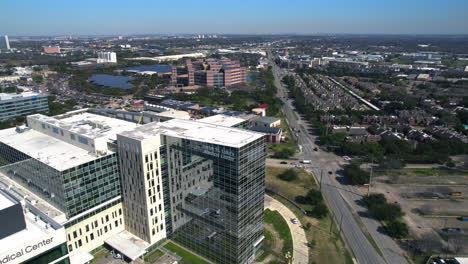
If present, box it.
[1,0,468,36]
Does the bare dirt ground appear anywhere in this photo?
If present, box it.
[372,174,468,254]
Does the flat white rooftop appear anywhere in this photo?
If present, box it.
[30,111,135,140]
[0,127,103,171]
[120,118,263,148]
[0,92,44,101]
[0,191,64,253]
[105,231,149,261]
[0,192,15,211]
[199,114,246,127]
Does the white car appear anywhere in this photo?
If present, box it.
[343,156,352,161]
[291,218,298,224]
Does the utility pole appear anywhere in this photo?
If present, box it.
[320,169,324,190]
[339,214,344,233]
[329,215,334,235]
[367,155,374,196]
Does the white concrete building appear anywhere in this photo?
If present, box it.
[97,52,117,63]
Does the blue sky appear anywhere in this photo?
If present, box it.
[1,0,468,35]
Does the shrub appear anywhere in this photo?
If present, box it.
[278,169,298,182]
[311,202,328,219]
[386,220,409,239]
[306,190,323,205]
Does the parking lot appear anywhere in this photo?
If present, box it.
[373,172,468,254]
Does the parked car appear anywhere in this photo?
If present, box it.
[291,218,298,224]
[280,161,288,164]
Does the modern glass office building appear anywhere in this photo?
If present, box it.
[0,92,48,121]
[118,118,266,264]
[165,137,265,264]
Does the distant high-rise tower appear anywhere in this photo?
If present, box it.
[97,51,117,63]
[0,35,10,50]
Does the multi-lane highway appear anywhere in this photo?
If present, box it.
[269,57,408,264]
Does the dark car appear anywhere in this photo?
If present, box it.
[328,171,333,175]
[313,147,318,151]
[280,161,288,164]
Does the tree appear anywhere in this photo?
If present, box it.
[344,163,370,185]
[273,148,295,159]
[385,220,409,239]
[306,190,323,205]
[369,203,404,221]
[311,202,328,219]
[278,169,298,182]
[363,193,387,207]
[32,75,44,83]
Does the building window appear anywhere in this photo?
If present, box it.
[70,134,76,140]
[52,127,59,134]
[78,136,88,145]
[73,231,77,238]
[68,245,73,252]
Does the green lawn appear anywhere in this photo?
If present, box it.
[378,168,468,177]
[257,229,275,261]
[163,242,210,264]
[264,209,293,255]
[266,167,316,210]
[144,248,165,263]
[266,167,354,264]
[90,248,110,264]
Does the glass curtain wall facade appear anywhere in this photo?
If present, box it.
[163,136,265,264]
[0,142,121,218]
[22,243,70,264]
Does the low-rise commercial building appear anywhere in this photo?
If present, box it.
[0,92,49,121]
[251,116,281,128]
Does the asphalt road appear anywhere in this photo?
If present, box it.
[269,57,408,264]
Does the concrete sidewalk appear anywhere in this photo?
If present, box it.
[264,195,309,264]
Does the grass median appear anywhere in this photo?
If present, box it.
[163,242,211,264]
[264,209,293,255]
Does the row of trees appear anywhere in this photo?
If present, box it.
[364,194,408,239]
